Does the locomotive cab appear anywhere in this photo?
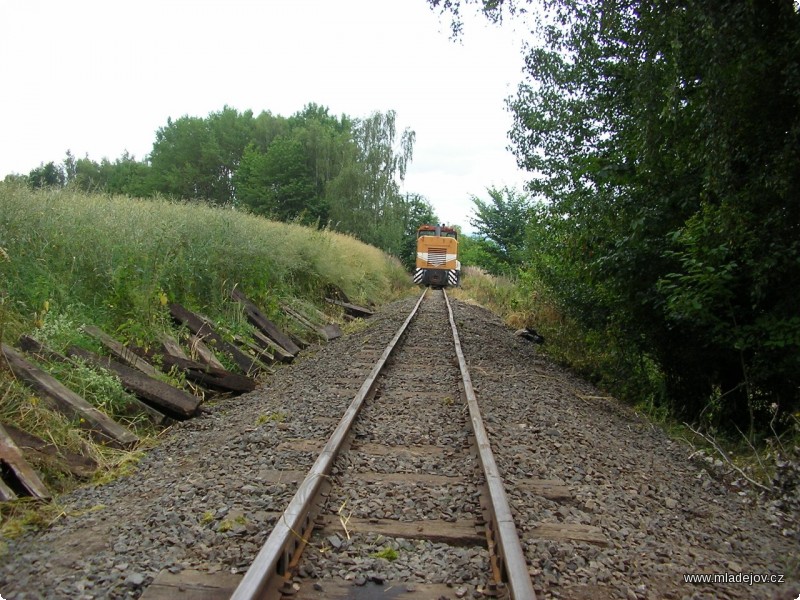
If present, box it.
[413,224,461,287]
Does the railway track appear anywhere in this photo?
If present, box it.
[230,288,535,599]
[8,286,793,599]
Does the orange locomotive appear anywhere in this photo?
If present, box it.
[413,224,461,287]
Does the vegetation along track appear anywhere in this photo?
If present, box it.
[3,290,795,600]
[231,288,535,599]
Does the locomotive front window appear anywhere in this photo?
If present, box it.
[417,229,458,239]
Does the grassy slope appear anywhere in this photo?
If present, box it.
[0,183,413,507]
[0,184,409,330]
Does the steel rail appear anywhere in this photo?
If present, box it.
[231,288,428,600]
[444,289,537,600]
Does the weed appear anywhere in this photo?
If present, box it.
[200,511,214,525]
[341,318,373,336]
[218,520,233,533]
[91,450,143,486]
[371,547,398,561]
[31,310,80,353]
[47,358,140,419]
[0,497,68,546]
[256,412,287,426]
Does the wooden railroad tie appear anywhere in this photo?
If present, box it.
[3,423,96,479]
[66,346,200,419]
[20,335,168,425]
[281,303,342,341]
[169,303,267,377]
[325,297,374,319]
[230,289,301,357]
[0,343,139,449]
[0,422,51,501]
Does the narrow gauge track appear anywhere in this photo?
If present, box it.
[232,288,535,600]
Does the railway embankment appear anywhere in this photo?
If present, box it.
[0,295,797,599]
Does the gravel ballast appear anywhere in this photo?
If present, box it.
[0,292,797,599]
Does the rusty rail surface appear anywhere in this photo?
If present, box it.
[444,289,537,600]
[231,289,428,600]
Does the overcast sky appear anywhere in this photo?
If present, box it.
[0,0,531,231]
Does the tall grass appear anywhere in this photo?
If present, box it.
[0,183,409,338]
[0,183,413,508]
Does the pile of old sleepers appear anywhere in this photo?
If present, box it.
[0,289,371,502]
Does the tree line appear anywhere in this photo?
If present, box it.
[7,104,437,268]
[437,0,799,437]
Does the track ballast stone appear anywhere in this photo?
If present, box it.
[0,293,796,599]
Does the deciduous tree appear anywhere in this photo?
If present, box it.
[469,186,530,273]
[430,0,800,432]
[28,161,65,188]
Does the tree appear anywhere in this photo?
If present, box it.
[396,193,438,269]
[458,234,508,275]
[469,186,530,273]
[149,106,253,204]
[63,150,77,182]
[287,104,355,224]
[66,152,153,197]
[234,105,354,224]
[327,110,416,249]
[207,106,255,202]
[149,115,217,200]
[28,161,65,188]
[251,110,289,152]
[3,173,28,186]
[103,152,154,197]
[234,138,316,221]
[429,0,800,433]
